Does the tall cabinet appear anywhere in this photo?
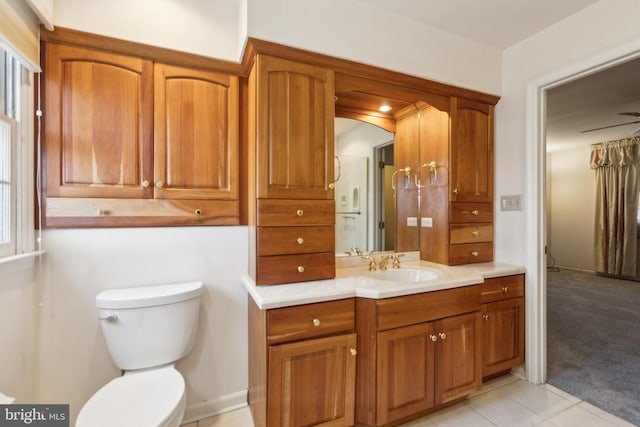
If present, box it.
[247,54,336,285]
[421,97,495,265]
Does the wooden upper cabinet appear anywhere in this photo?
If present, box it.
[154,64,238,200]
[450,98,494,203]
[254,55,335,200]
[44,43,153,198]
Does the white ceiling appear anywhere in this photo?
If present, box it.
[342,1,640,152]
[362,0,599,49]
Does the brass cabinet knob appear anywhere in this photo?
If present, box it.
[472,230,480,236]
[502,286,509,293]
[471,209,479,215]
[438,332,447,340]
[453,188,458,194]
[297,266,305,273]
[155,181,164,188]
[328,182,335,189]
[471,251,479,257]
[429,334,438,342]
[97,208,109,216]
[296,237,304,245]
[483,314,490,321]
[312,318,320,326]
[296,209,304,217]
[142,180,150,188]
[350,348,357,356]
[195,209,202,216]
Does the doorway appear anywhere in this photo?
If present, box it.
[524,42,640,386]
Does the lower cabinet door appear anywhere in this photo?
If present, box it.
[435,312,482,404]
[482,298,525,377]
[376,323,436,425]
[268,333,357,427]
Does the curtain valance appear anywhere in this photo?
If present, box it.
[590,137,640,169]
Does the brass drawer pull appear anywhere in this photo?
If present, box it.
[471,251,479,257]
[472,230,480,236]
[429,334,438,342]
[97,208,109,216]
[471,209,479,215]
[312,318,320,326]
[142,180,150,188]
[438,332,447,340]
[296,237,304,245]
[502,286,509,293]
[296,209,304,217]
[483,314,490,321]
[195,209,202,216]
[297,266,305,273]
[155,180,164,188]
[350,348,357,356]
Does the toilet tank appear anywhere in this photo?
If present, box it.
[96,281,203,371]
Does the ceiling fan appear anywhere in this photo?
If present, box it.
[581,112,640,134]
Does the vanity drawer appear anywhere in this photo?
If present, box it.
[450,223,493,244]
[257,226,334,256]
[450,202,493,223]
[257,199,334,226]
[267,299,355,345]
[376,285,481,331]
[449,242,493,265]
[256,252,335,285]
[481,274,524,303]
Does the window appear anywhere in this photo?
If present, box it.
[0,46,34,259]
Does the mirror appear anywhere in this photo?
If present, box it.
[333,73,431,256]
[334,118,394,254]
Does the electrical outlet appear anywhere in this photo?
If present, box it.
[500,195,522,211]
[421,217,433,227]
[407,217,418,227]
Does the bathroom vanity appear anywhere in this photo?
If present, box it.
[245,259,525,427]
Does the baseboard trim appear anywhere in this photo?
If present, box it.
[181,390,248,424]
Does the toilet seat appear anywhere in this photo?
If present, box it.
[76,366,186,427]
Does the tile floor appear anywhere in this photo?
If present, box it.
[183,375,635,427]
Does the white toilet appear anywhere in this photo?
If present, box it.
[76,281,203,427]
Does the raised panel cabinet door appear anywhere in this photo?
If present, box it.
[154,63,239,200]
[482,298,525,377]
[44,43,153,198]
[255,55,335,200]
[376,322,436,425]
[268,333,357,427]
[434,312,482,404]
[449,98,494,203]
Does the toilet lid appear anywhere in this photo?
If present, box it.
[77,367,185,427]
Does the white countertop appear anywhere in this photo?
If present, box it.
[243,256,525,309]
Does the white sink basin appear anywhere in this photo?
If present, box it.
[366,267,439,282]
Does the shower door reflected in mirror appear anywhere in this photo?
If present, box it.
[335,118,394,254]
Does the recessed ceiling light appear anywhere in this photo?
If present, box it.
[379,105,392,113]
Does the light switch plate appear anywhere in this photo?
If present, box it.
[500,195,522,211]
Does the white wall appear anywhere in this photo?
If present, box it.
[37,227,248,423]
[246,0,502,95]
[547,147,596,270]
[0,259,38,403]
[53,0,243,61]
